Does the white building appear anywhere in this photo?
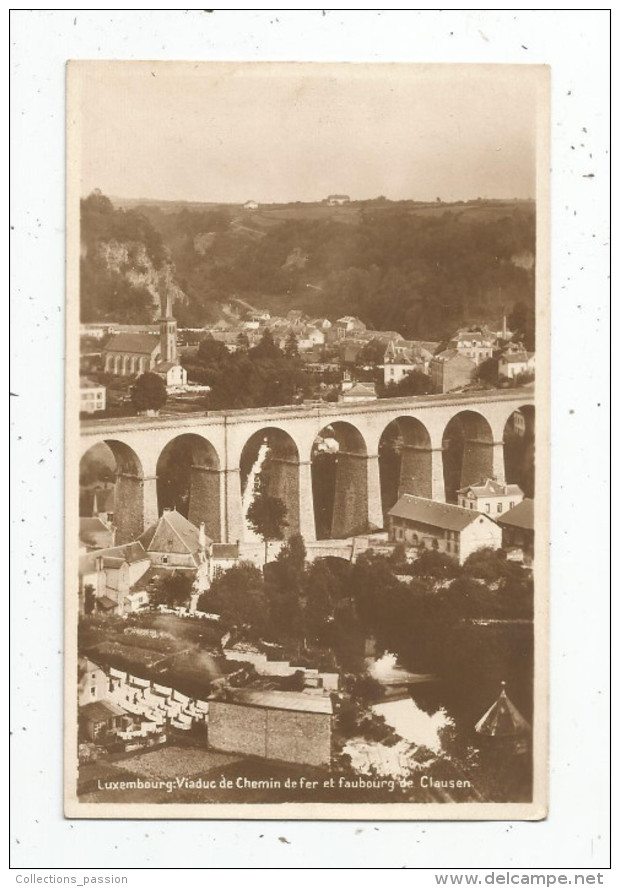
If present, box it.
[383,340,437,385]
[152,361,187,392]
[80,377,106,414]
[339,381,377,403]
[79,541,152,616]
[388,494,502,565]
[457,478,524,518]
[498,351,535,379]
[326,194,350,206]
[449,330,495,365]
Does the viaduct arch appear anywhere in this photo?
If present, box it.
[79,389,535,545]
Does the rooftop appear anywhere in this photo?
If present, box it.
[475,684,530,738]
[500,352,534,363]
[457,479,523,498]
[388,494,491,532]
[212,543,239,559]
[104,333,160,355]
[342,382,377,399]
[336,316,364,325]
[79,517,111,535]
[79,700,126,722]
[97,595,118,611]
[80,377,104,389]
[452,331,494,344]
[78,657,105,678]
[214,688,333,715]
[385,339,439,364]
[432,349,476,364]
[139,509,212,563]
[496,498,534,531]
[79,541,149,575]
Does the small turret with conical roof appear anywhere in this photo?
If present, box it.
[475,681,530,755]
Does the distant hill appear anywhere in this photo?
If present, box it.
[84,192,535,340]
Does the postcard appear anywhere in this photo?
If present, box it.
[65,61,549,819]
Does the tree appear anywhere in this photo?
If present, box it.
[356,339,386,367]
[131,372,167,413]
[79,457,115,487]
[476,356,499,386]
[250,329,281,361]
[380,369,433,398]
[246,487,288,561]
[411,549,459,579]
[264,534,307,644]
[236,331,250,351]
[284,330,299,360]
[150,572,193,609]
[199,562,269,635]
[508,301,535,351]
[302,560,338,646]
[83,584,96,616]
[198,335,231,365]
[274,533,307,578]
[462,547,509,583]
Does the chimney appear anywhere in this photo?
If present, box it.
[198,522,207,551]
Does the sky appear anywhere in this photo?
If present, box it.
[73,62,542,204]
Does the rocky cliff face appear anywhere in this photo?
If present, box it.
[94,240,185,315]
[80,190,186,323]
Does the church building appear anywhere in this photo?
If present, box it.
[102,291,187,391]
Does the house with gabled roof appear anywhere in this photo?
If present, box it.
[339,381,377,403]
[498,350,535,379]
[430,349,477,393]
[449,328,496,364]
[496,498,534,560]
[383,339,438,385]
[331,316,367,341]
[457,478,524,518]
[78,657,109,706]
[79,516,115,551]
[388,494,501,564]
[139,508,211,570]
[78,541,152,615]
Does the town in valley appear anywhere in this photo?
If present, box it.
[77,190,536,805]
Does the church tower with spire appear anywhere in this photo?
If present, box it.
[159,289,178,365]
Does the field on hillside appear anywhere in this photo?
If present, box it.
[83,191,536,343]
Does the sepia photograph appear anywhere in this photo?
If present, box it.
[65,60,550,819]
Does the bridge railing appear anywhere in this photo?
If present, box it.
[80,385,535,431]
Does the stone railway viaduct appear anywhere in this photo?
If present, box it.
[80,388,534,546]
